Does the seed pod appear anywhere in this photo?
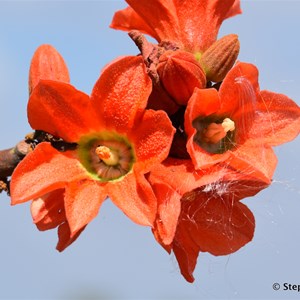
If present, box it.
[200,34,240,82]
[157,50,206,105]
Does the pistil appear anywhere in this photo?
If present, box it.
[202,118,235,144]
[95,146,119,166]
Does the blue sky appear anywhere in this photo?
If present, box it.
[0,1,299,299]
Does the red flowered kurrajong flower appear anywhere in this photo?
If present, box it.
[172,176,268,283]
[185,61,300,184]
[148,157,269,282]
[26,44,81,250]
[111,0,241,53]
[10,55,175,250]
[111,1,244,123]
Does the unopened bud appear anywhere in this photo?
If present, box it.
[28,44,70,95]
[200,34,240,82]
[157,50,206,105]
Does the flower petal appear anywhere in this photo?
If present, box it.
[185,87,221,132]
[110,6,158,40]
[10,143,89,204]
[173,0,241,51]
[185,88,229,169]
[107,172,157,226]
[173,187,255,282]
[123,0,181,45]
[179,192,255,255]
[111,0,241,52]
[150,178,181,245]
[31,189,65,231]
[149,158,225,196]
[29,44,70,94]
[172,230,199,283]
[28,80,100,142]
[251,90,300,146]
[56,222,86,252]
[131,109,175,172]
[91,56,152,133]
[64,179,107,236]
[219,62,260,140]
[229,140,277,184]
[225,0,242,19]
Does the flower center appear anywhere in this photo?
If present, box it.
[78,133,135,182]
[193,116,236,154]
[202,118,235,144]
[95,146,119,166]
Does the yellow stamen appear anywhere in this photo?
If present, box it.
[202,118,235,144]
[95,146,119,166]
[221,117,235,133]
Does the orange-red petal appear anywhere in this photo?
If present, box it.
[111,0,241,52]
[107,172,157,226]
[110,6,158,40]
[123,0,181,45]
[56,222,86,252]
[28,80,101,143]
[185,88,221,127]
[251,90,300,146]
[64,179,107,236]
[150,178,181,245]
[172,229,199,283]
[179,193,255,256]
[28,44,70,94]
[229,140,277,184]
[91,56,152,133]
[172,0,241,51]
[173,187,255,282]
[219,62,259,139]
[10,143,89,204]
[184,88,228,169]
[149,158,225,196]
[131,109,175,172]
[31,189,65,231]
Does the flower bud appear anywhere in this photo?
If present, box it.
[157,50,206,105]
[28,44,70,95]
[200,34,240,82]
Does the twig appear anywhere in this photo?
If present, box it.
[0,141,32,179]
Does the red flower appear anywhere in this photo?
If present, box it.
[111,0,241,53]
[148,158,269,282]
[172,176,268,283]
[185,62,300,183]
[10,55,175,250]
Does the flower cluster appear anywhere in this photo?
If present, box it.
[10,0,300,282]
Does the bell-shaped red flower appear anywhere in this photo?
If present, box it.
[185,62,300,184]
[172,176,268,283]
[111,0,241,53]
[10,55,175,250]
[148,157,269,282]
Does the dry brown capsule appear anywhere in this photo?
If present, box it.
[200,34,240,82]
